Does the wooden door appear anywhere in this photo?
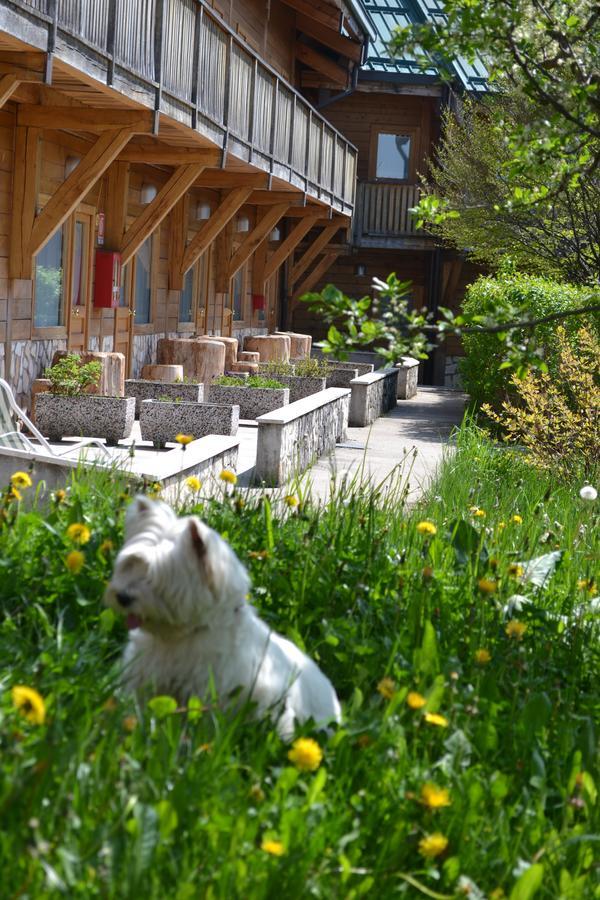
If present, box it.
[113,264,133,375]
[67,211,94,352]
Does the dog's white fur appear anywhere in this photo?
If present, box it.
[104,496,341,738]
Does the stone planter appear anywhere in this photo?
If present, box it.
[125,379,203,418]
[263,374,326,403]
[139,399,239,449]
[35,394,135,445]
[207,383,289,419]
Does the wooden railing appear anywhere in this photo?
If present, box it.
[6,0,357,212]
[353,182,422,243]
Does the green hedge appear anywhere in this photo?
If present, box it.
[460,272,600,410]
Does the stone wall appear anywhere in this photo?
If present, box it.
[11,339,68,409]
[444,356,464,390]
[326,367,359,389]
[349,369,399,427]
[131,333,165,378]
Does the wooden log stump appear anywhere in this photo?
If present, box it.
[229,362,259,375]
[244,334,291,363]
[210,336,238,371]
[51,351,125,397]
[140,364,184,383]
[238,351,260,363]
[157,337,225,384]
[276,331,312,359]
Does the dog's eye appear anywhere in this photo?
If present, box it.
[116,591,135,608]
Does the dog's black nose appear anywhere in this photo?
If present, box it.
[116,591,135,608]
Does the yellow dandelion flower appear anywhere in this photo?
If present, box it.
[474,648,491,665]
[12,685,46,725]
[66,523,91,545]
[10,471,32,489]
[219,469,237,485]
[261,839,285,856]
[477,577,497,594]
[99,539,114,557]
[65,549,85,574]
[122,715,138,732]
[497,521,506,530]
[287,737,323,772]
[185,476,202,492]
[424,712,449,728]
[420,782,452,809]
[377,676,396,700]
[249,784,265,803]
[512,515,523,525]
[284,495,299,508]
[505,620,527,640]
[422,565,434,580]
[470,506,486,518]
[54,489,66,504]
[175,434,194,446]
[418,832,448,859]
[407,691,427,710]
[8,487,22,502]
[577,578,595,592]
[508,564,524,578]
[416,521,437,537]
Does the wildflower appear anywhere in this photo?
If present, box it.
[219,469,237,485]
[175,433,194,446]
[418,832,448,859]
[248,549,269,560]
[416,521,437,537]
[420,782,452,809]
[65,550,85,574]
[99,539,114,556]
[474,648,491,665]
[284,494,299,508]
[579,485,597,502]
[421,565,434,580]
[377,676,396,700]
[497,521,506,530]
[287,737,323,772]
[424,712,449,728]
[407,691,426,709]
[508,564,524,578]
[10,471,32,489]
[506,620,527,640]
[12,685,46,725]
[122,715,138,732]
[261,839,285,856]
[477,577,497,594]
[198,743,213,754]
[7,487,22,502]
[103,697,118,712]
[470,506,486,518]
[578,578,595,592]
[66,522,91,545]
[54,489,66,504]
[249,784,265,803]
[235,497,246,512]
[512,514,523,525]
[185,476,202,492]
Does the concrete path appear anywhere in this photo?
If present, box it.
[237,387,467,503]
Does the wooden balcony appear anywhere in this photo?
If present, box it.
[0,0,357,214]
[352,182,432,248]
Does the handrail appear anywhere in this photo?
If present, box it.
[354,182,421,237]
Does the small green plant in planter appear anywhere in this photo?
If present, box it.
[294,358,329,377]
[45,354,102,396]
[216,375,286,389]
[260,360,295,376]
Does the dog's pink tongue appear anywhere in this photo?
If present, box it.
[126,613,143,630]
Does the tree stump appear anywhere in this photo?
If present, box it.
[276,331,312,359]
[51,351,125,397]
[210,336,239,371]
[244,334,291,362]
[157,338,225,383]
[140,364,184,383]
[229,362,259,375]
[238,351,260,363]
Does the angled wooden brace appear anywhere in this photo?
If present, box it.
[179,186,254,279]
[0,74,19,109]
[292,250,341,302]
[226,203,289,281]
[290,222,340,289]
[263,215,320,282]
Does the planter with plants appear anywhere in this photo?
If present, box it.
[139,398,239,449]
[35,354,135,445]
[207,375,289,419]
[258,359,327,403]
[125,379,204,418]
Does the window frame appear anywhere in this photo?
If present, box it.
[131,230,158,335]
[32,199,68,339]
[230,262,249,325]
[369,126,419,183]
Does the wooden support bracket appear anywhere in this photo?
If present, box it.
[290,222,340,287]
[293,250,340,301]
[226,204,289,281]
[180,186,253,277]
[17,106,153,132]
[263,215,320,282]
[0,74,20,109]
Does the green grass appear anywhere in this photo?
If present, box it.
[215,375,286,389]
[0,423,598,899]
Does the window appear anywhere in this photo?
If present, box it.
[134,237,152,325]
[34,228,65,327]
[180,268,194,323]
[375,133,411,180]
[232,266,246,321]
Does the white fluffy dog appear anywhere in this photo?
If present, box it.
[104,495,341,738]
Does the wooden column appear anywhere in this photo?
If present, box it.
[104,160,130,250]
[168,194,189,291]
[9,125,40,280]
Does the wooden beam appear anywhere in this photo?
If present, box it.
[295,42,348,87]
[293,250,340,300]
[120,163,205,266]
[180,186,253,277]
[263,216,320,282]
[104,160,130,250]
[17,106,153,132]
[168,195,189,291]
[196,170,269,189]
[0,74,19,109]
[30,127,135,258]
[290,223,340,287]
[9,125,39,279]
[249,190,304,205]
[280,0,340,30]
[0,63,43,83]
[296,13,362,63]
[118,146,221,165]
[286,205,330,218]
[227,204,289,280]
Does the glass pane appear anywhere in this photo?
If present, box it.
[232,268,244,320]
[71,221,85,306]
[134,238,151,324]
[179,268,194,322]
[376,133,411,179]
[119,264,129,307]
[34,228,64,327]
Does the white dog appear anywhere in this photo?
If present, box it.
[104,495,341,739]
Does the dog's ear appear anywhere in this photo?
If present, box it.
[188,519,207,562]
[132,495,154,514]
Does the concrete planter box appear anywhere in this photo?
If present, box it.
[125,379,203,418]
[35,393,135,445]
[264,374,326,403]
[207,384,289,419]
[349,369,399,426]
[325,359,375,377]
[325,366,359,389]
[139,399,239,449]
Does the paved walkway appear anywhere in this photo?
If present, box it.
[237,387,467,503]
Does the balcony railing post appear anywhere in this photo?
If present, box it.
[288,93,296,172]
[317,121,324,194]
[154,0,166,134]
[44,0,58,83]
[191,3,204,129]
[330,134,336,200]
[221,33,233,163]
[269,78,278,182]
[106,0,118,87]
[248,58,258,159]
[304,110,311,193]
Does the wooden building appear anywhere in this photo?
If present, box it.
[0,0,373,404]
[289,0,487,385]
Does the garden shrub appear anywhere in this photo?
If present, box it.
[483,327,600,476]
[215,375,286,389]
[45,354,102,396]
[460,272,600,410]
